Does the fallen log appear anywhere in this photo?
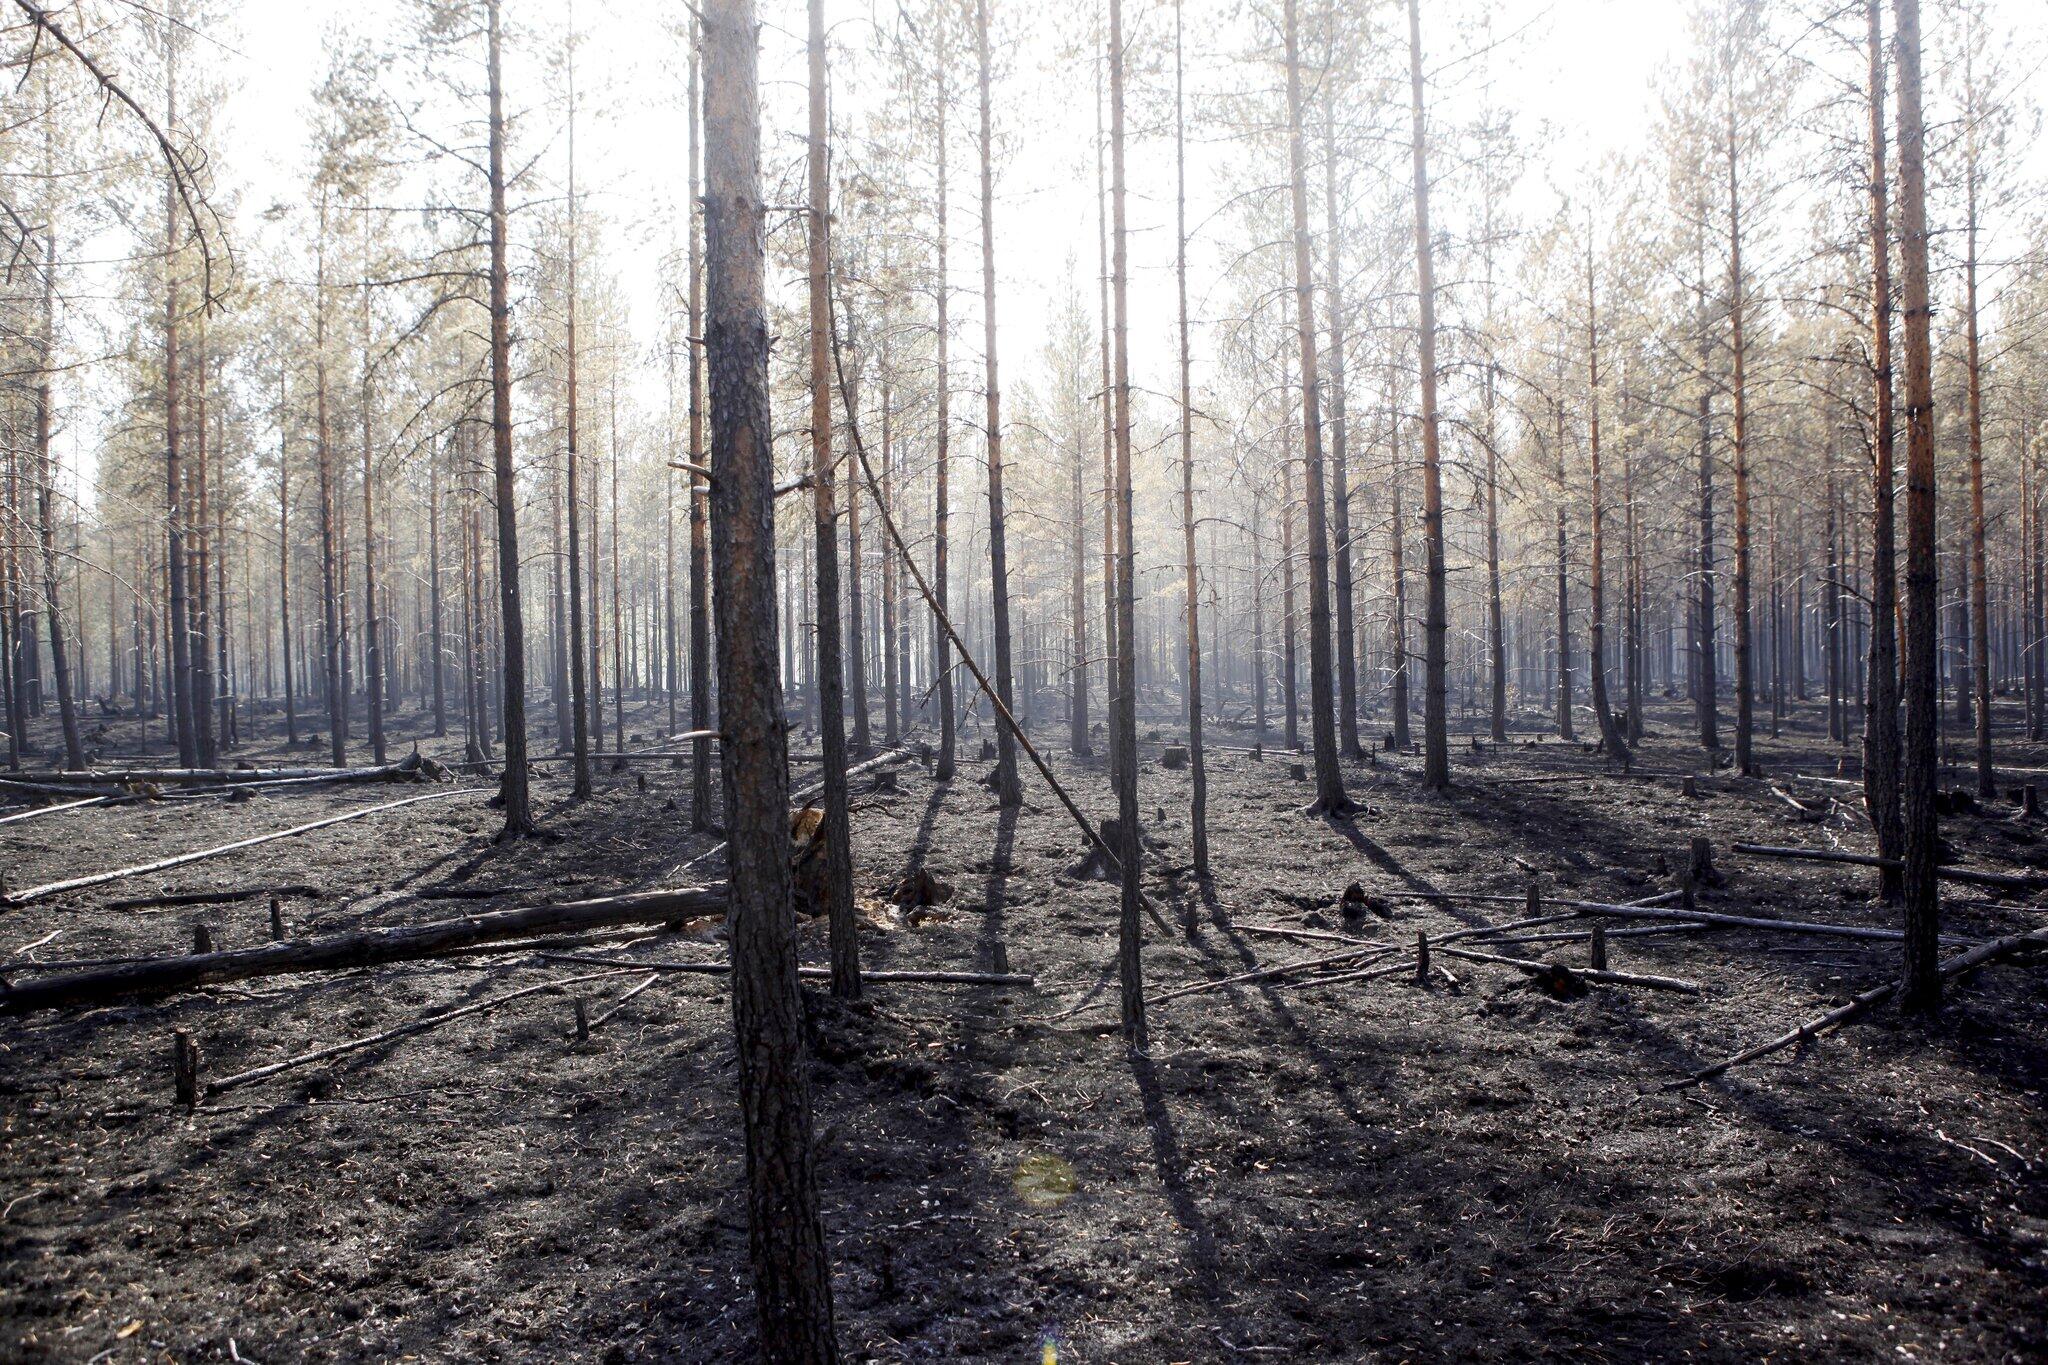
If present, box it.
[1578,896,1981,946]
[537,952,1036,988]
[1731,841,2048,893]
[1146,943,1398,1008]
[1432,943,1701,994]
[0,776,131,800]
[19,759,434,787]
[1,788,478,909]
[0,884,725,1014]
[1666,926,2048,1089]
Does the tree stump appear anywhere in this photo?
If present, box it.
[1589,924,1609,972]
[268,897,286,941]
[1681,775,1698,799]
[1288,761,1307,781]
[2024,785,2040,819]
[1161,745,1189,770]
[172,1030,201,1110]
[191,922,213,955]
[979,739,996,761]
[1414,930,1431,986]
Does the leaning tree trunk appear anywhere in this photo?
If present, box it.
[704,0,840,1350]
[808,0,860,999]
[1406,0,1450,792]
[976,0,1023,808]
[485,0,532,837]
[1892,0,1941,1013]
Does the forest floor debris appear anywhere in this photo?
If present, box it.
[1,700,2044,1361]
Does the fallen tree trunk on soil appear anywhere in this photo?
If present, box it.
[0,788,478,909]
[1665,925,2048,1089]
[1432,943,1701,994]
[538,952,1036,988]
[0,883,725,1013]
[1577,896,1981,946]
[19,756,445,787]
[1731,841,2048,893]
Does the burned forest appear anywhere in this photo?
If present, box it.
[6,0,2048,1359]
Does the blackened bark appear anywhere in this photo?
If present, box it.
[705,0,840,1348]
[1892,0,1941,1012]
[809,0,860,998]
[485,0,532,836]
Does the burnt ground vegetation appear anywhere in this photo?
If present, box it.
[1,696,2045,1362]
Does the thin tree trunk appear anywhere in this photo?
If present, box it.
[485,0,533,835]
[315,198,345,768]
[1108,0,1146,1045]
[704,0,840,1344]
[1726,89,1757,776]
[1405,0,1449,791]
[1584,236,1630,769]
[931,14,957,784]
[808,0,860,999]
[1281,0,1351,814]
[1961,35,1992,798]
[1322,84,1360,761]
[1175,0,1207,874]
[976,0,1022,807]
[1892,0,1941,1011]
[1864,0,1904,896]
[687,25,713,830]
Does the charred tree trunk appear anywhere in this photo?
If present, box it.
[485,0,533,836]
[1175,0,1208,874]
[931,17,957,784]
[704,0,840,1347]
[687,27,713,831]
[1282,0,1352,815]
[1893,0,1941,1012]
[808,0,860,999]
[1109,0,1146,1044]
[1405,0,1450,792]
[1585,238,1631,770]
[976,0,1022,808]
[1864,0,1904,896]
[1322,86,1360,761]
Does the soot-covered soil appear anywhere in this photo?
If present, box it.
[1,698,2045,1362]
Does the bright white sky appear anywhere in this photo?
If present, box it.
[215,0,1703,413]
[51,0,2048,491]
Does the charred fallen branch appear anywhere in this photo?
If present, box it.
[0,884,725,1013]
[1667,926,2048,1089]
[1731,841,2048,893]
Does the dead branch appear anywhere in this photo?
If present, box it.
[1666,926,2048,1089]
